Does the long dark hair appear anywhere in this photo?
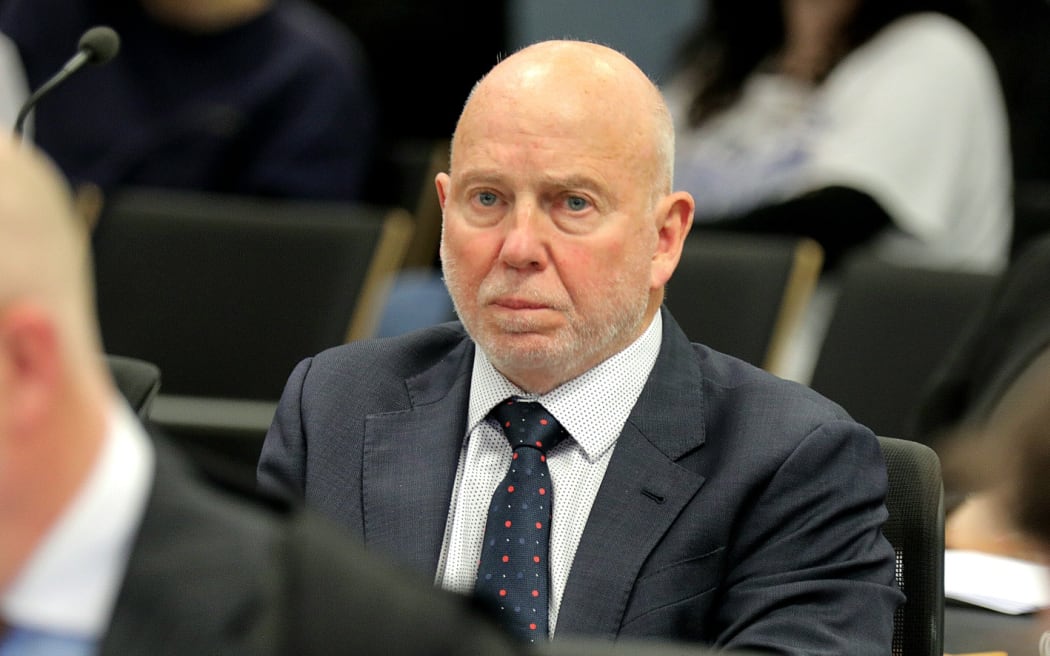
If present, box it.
[674,0,972,128]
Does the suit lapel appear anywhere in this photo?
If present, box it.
[361,338,475,577]
[557,309,708,637]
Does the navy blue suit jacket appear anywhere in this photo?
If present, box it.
[258,308,903,654]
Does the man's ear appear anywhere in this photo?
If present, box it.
[651,191,695,289]
[0,304,61,437]
[435,171,451,210]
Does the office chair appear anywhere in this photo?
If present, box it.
[105,353,162,420]
[809,257,999,440]
[91,188,413,475]
[397,137,448,269]
[878,435,945,656]
[91,186,413,401]
[665,231,823,376]
[362,138,456,336]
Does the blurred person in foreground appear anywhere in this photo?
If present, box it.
[259,39,903,654]
[0,135,533,656]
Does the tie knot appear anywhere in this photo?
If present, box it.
[490,397,567,454]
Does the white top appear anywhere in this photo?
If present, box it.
[667,12,1012,273]
[0,32,29,135]
[1,399,155,640]
[436,312,663,634]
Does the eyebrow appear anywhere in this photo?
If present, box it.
[540,173,604,192]
[454,168,607,196]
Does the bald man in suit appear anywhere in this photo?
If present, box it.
[259,40,902,654]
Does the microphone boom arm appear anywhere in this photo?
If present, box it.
[12,25,120,138]
[14,50,92,136]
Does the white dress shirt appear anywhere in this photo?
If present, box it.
[1,398,154,647]
[437,312,662,633]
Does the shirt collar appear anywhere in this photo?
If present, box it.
[1,397,155,638]
[468,312,663,461]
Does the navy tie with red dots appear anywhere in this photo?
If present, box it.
[475,397,568,643]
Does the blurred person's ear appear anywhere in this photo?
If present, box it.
[0,303,61,437]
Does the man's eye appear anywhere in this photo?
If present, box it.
[477,191,498,206]
[566,196,589,211]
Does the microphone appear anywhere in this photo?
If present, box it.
[14,25,121,137]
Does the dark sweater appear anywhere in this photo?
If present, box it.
[0,0,377,200]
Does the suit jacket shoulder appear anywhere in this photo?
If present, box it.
[304,320,474,413]
[101,436,292,655]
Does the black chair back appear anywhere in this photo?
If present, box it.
[92,187,412,401]
[810,258,998,440]
[665,231,823,375]
[105,353,161,419]
[877,435,945,656]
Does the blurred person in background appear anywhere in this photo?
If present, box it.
[663,0,1012,382]
[0,0,376,201]
[911,232,1050,557]
[0,31,26,130]
[937,342,1050,564]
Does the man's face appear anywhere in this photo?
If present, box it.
[436,78,663,393]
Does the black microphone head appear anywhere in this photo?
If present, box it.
[78,26,120,65]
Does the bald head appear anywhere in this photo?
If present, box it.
[0,138,115,593]
[0,137,100,366]
[452,40,676,200]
